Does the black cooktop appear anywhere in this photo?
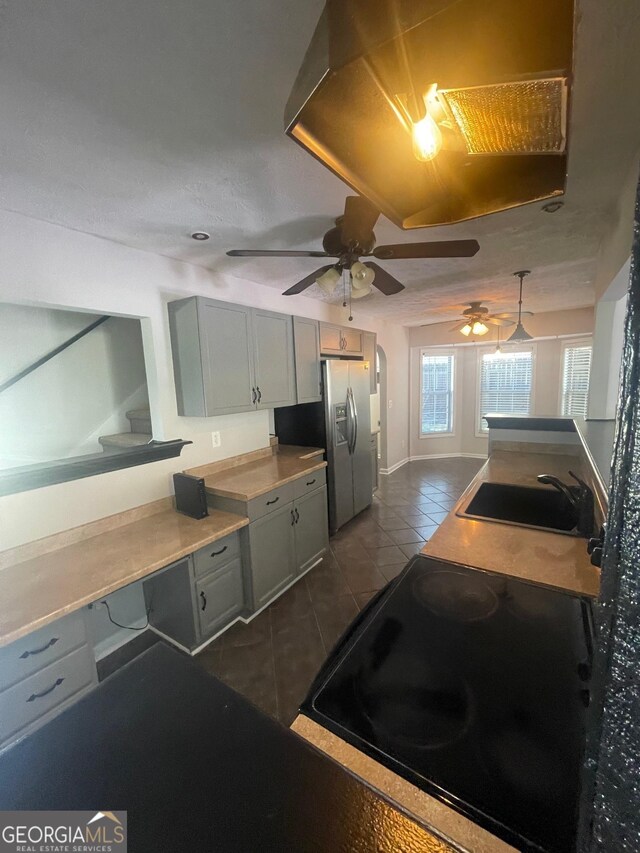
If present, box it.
[301,555,593,853]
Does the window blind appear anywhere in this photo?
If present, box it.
[421,352,454,434]
[561,343,592,417]
[479,350,532,431]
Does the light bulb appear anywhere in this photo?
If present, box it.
[316,267,341,296]
[460,323,472,337]
[412,112,442,162]
[350,261,375,290]
[472,321,489,336]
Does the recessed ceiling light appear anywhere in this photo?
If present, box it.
[191,231,210,241]
[542,201,564,213]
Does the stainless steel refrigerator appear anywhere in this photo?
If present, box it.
[274,359,373,534]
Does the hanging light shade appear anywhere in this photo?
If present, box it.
[316,266,342,295]
[471,321,489,336]
[350,261,375,290]
[507,270,533,341]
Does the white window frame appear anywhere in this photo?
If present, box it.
[419,347,456,438]
[559,336,593,417]
[475,344,536,437]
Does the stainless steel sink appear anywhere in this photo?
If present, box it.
[457,481,579,535]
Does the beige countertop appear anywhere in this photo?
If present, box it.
[422,450,601,598]
[203,445,327,501]
[0,507,248,648]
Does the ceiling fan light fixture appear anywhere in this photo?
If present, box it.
[471,321,489,336]
[460,323,473,337]
[316,266,341,296]
[351,284,372,299]
[350,261,375,289]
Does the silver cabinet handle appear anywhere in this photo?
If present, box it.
[27,678,64,702]
[20,637,59,659]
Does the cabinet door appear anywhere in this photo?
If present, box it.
[248,504,296,609]
[252,309,296,409]
[341,327,363,356]
[294,486,329,574]
[196,557,244,639]
[319,323,344,355]
[200,299,256,415]
[293,316,322,404]
[363,331,377,393]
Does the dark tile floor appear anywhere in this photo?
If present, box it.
[195,457,484,727]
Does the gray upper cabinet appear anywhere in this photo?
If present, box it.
[363,331,377,393]
[168,296,296,416]
[319,322,365,358]
[293,316,321,404]
[319,323,344,356]
[252,308,296,409]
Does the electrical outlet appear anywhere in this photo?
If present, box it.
[211,431,221,448]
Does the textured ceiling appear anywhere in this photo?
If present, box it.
[0,1,639,325]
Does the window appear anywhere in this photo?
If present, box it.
[561,340,592,416]
[420,350,455,435]
[478,348,533,432]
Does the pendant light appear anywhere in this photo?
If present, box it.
[508,270,533,342]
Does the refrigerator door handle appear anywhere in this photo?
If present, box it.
[351,386,359,453]
[346,388,355,455]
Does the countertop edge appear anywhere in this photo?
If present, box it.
[291,715,517,853]
[0,513,249,648]
[204,459,328,500]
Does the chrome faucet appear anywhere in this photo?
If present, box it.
[536,471,594,537]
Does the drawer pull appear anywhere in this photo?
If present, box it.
[26,678,65,702]
[294,508,300,524]
[211,545,228,558]
[266,497,279,506]
[200,591,207,611]
[306,479,316,486]
[19,637,59,659]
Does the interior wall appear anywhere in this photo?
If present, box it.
[0,208,409,551]
[0,306,147,467]
[408,308,595,459]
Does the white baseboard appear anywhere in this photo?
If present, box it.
[409,452,487,461]
[379,457,410,475]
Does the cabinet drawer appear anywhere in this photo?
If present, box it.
[0,611,88,692]
[192,531,241,579]
[293,468,327,499]
[0,644,95,747]
[247,482,294,522]
[196,557,244,639]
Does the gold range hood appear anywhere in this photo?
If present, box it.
[285,0,574,229]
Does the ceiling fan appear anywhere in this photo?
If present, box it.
[227,196,480,299]
[449,301,533,337]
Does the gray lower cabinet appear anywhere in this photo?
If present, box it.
[294,486,329,574]
[143,532,245,652]
[0,610,97,752]
[293,316,321,403]
[208,478,329,613]
[247,504,297,609]
[168,296,296,416]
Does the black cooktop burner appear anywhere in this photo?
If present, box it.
[413,569,500,621]
[301,555,593,853]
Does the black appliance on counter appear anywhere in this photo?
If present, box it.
[301,555,594,853]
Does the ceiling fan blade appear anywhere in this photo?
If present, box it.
[341,196,380,249]
[485,317,516,327]
[366,262,405,295]
[492,311,534,319]
[282,265,334,296]
[227,249,332,258]
[371,240,480,260]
